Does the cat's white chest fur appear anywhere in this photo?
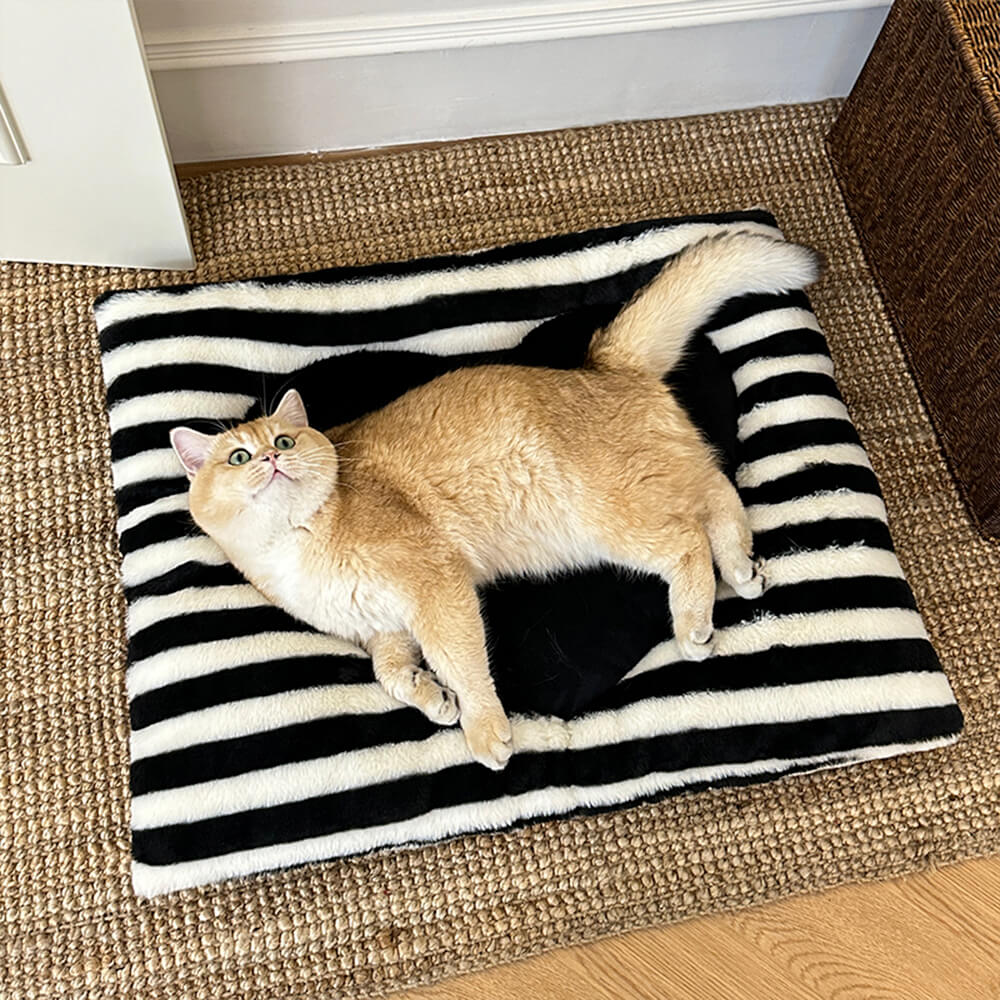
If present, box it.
[236,531,409,644]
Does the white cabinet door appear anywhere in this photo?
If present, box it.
[0,0,193,270]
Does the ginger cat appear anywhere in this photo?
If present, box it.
[170,231,820,769]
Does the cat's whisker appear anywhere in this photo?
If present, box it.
[259,374,274,418]
[289,455,336,469]
[269,375,299,413]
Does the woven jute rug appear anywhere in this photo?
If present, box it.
[2,99,998,999]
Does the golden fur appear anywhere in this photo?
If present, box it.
[170,231,821,769]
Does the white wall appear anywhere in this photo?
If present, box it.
[134,0,890,162]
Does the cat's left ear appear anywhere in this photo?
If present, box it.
[169,427,215,479]
[272,389,309,428]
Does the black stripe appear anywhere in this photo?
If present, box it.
[131,705,962,865]
[713,576,917,629]
[119,509,198,557]
[115,478,188,518]
[130,654,376,730]
[739,464,883,506]
[111,418,244,467]
[536,755,858,827]
[719,329,830,373]
[123,562,245,602]
[754,517,895,558]
[602,638,942,711]
[131,707,436,796]
[106,363,293,411]
[737,371,841,410]
[738,418,862,465]
[128,606,311,663]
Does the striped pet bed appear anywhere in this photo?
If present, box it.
[96,210,963,897]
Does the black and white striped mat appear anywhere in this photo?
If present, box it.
[95,210,963,897]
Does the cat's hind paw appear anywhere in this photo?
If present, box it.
[677,624,715,662]
[732,557,767,600]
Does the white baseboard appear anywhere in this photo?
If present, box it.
[137,0,889,163]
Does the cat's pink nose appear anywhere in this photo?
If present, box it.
[262,451,278,463]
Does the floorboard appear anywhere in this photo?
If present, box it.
[393,855,1000,999]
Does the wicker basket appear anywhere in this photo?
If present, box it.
[828,0,1000,538]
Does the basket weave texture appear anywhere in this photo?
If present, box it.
[828,0,1000,537]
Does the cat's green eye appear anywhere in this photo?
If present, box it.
[227,448,251,466]
[274,435,295,451]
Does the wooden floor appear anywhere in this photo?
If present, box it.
[396,854,1000,999]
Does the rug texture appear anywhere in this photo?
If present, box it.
[2,99,999,998]
[94,208,960,896]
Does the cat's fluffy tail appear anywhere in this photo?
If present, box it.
[586,231,822,379]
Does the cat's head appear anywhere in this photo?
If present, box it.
[169,390,338,541]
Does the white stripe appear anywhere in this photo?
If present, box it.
[102,318,545,388]
[95,220,782,330]
[715,545,904,600]
[624,607,928,681]
[382,317,543,356]
[737,443,872,489]
[104,336,349,387]
[732,353,835,394]
[738,394,851,440]
[113,448,184,491]
[708,306,820,353]
[748,491,888,533]
[121,535,227,589]
[127,584,270,637]
[131,683,398,762]
[132,730,959,896]
[108,391,256,434]
[117,492,189,535]
[129,670,955,831]
[126,631,365,699]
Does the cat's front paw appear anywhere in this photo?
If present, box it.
[462,709,513,770]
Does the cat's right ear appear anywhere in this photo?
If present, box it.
[170,427,215,479]
[272,389,309,428]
